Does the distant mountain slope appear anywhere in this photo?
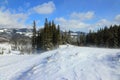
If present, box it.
[0,37,9,42]
[0,28,32,38]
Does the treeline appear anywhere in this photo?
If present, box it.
[32,18,79,51]
[86,25,120,48]
[32,18,61,50]
[32,18,120,51]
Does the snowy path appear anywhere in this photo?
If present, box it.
[0,45,120,80]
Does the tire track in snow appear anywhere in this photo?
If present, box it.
[15,66,35,80]
[12,60,47,80]
[12,55,59,80]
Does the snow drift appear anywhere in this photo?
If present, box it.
[0,45,120,80]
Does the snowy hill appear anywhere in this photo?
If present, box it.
[0,45,120,80]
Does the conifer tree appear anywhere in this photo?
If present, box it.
[32,20,37,49]
[56,25,61,45]
[113,25,118,48]
[118,25,120,47]
[86,25,120,48]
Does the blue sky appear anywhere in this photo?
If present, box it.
[0,0,120,32]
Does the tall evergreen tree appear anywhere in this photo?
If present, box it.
[56,25,61,45]
[32,20,37,49]
[118,25,120,47]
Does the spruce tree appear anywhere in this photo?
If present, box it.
[32,18,63,50]
[32,20,37,50]
[118,25,120,47]
[56,25,61,45]
[113,25,118,48]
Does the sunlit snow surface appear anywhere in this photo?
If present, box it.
[0,45,120,80]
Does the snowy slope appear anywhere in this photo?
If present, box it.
[0,45,120,80]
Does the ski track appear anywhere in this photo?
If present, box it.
[0,45,120,80]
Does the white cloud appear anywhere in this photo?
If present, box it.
[0,8,28,28]
[87,19,112,31]
[94,15,120,29]
[70,11,94,21]
[55,17,66,23]
[115,14,120,22]
[0,1,56,28]
[55,11,94,31]
[55,12,120,32]
[31,1,55,14]
[95,19,111,27]
[55,17,89,31]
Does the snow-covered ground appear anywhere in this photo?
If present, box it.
[0,45,120,80]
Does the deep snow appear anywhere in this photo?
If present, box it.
[0,45,120,80]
